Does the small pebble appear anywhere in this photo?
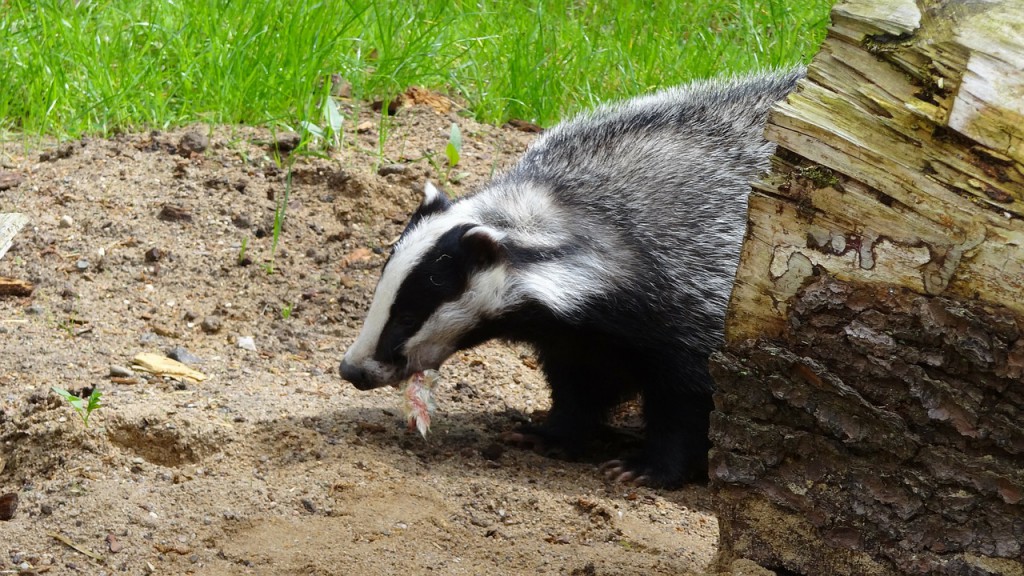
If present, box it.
[0,492,18,521]
[75,259,90,271]
[145,247,164,262]
[178,131,209,156]
[109,365,134,378]
[200,316,222,334]
[231,213,251,229]
[167,346,202,365]
[237,336,257,352]
[271,132,301,153]
[59,215,74,228]
[377,163,407,176]
[106,533,123,553]
[25,304,44,315]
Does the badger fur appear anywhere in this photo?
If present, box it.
[340,68,803,488]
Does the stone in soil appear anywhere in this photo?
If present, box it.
[167,346,202,365]
[0,492,18,521]
[0,171,24,191]
[200,316,222,334]
[109,365,134,378]
[268,132,301,153]
[178,131,209,156]
[158,204,192,222]
[145,247,164,262]
[377,163,407,176]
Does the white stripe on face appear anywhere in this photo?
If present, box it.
[341,206,478,382]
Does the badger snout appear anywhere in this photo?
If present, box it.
[339,354,404,390]
[339,359,376,390]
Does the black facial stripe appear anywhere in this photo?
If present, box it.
[373,224,478,365]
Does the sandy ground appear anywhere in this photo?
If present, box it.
[0,97,722,575]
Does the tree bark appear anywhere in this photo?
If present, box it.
[711,1,1024,575]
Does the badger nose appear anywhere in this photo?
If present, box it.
[339,360,373,390]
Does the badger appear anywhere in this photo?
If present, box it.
[340,68,803,488]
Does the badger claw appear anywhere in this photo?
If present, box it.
[599,459,650,486]
[501,430,548,453]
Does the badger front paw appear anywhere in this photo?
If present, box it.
[501,423,589,460]
[599,454,706,489]
[500,428,551,453]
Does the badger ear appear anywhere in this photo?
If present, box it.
[405,181,452,231]
[461,225,505,266]
[420,181,451,212]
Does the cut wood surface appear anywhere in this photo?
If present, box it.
[713,1,1024,575]
[727,0,1024,343]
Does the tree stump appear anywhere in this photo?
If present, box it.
[711,1,1024,575]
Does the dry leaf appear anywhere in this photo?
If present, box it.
[342,247,373,267]
[132,352,207,382]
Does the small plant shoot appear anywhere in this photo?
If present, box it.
[323,96,344,148]
[238,236,249,265]
[265,169,293,274]
[52,386,103,427]
[445,122,462,168]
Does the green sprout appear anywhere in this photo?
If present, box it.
[265,168,292,274]
[52,386,103,427]
[425,122,465,191]
[445,122,462,168]
[237,236,249,265]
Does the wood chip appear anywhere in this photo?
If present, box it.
[131,352,207,382]
[48,531,104,562]
[0,277,34,297]
[401,86,452,114]
[506,119,544,133]
[157,204,192,222]
[0,213,29,261]
[153,542,191,555]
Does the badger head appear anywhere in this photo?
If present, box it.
[339,182,508,390]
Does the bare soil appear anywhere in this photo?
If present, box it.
[0,99,720,575]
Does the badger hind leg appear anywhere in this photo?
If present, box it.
[602,360,714,489]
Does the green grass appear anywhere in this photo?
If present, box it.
[0,0,831,137]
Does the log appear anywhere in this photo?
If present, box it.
[711,1,1024,575]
